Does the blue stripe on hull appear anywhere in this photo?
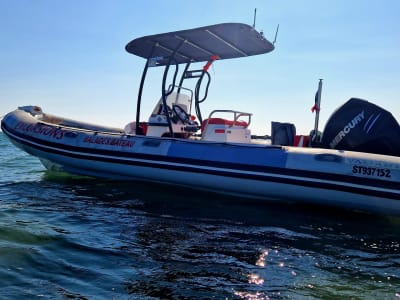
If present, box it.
[167,140,287,168]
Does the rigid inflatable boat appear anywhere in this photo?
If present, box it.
[2,23,400,215]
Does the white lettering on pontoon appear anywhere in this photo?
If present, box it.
[329,111,365,148]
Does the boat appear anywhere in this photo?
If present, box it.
[2,23,400,215]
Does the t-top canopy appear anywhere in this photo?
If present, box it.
[125,23,274,66]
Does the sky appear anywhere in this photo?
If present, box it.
[1,0,399,135]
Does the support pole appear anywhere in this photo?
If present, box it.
[161,39,186,136]
[135,60,150,133]
[135,43,156,134]
[312,79,323,142]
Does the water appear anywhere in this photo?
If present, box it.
[0,132,399,299]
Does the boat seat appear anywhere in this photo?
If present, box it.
[201,118,249,132]
[271,121,296,146]
[201,118,250,143]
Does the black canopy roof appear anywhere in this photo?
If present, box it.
[125,23,274,66]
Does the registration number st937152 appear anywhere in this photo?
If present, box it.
[352,165,391,178]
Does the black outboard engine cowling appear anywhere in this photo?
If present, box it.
[321,98,400,156]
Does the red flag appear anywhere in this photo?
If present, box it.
[311,91,320,113]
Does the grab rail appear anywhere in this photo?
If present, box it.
[206,110,252,128]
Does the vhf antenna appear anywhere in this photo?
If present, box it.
[273,24,279,45]
[253,8,278,44]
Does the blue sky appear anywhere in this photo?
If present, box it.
[1,0,399,135]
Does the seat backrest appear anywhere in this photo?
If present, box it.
[271,121,296,146]
[201,118,249,132]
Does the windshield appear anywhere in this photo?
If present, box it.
[150,90,193,115]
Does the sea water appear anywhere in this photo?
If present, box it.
[0,132,399,299]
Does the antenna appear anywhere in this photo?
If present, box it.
[273,24,279,45]
[253,8,257,28]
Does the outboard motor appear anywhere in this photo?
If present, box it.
[321,98,400,156]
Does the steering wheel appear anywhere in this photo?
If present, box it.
[172,104,191,123]
[157,104,178,122]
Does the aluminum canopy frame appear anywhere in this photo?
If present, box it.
[125,23,275,135]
